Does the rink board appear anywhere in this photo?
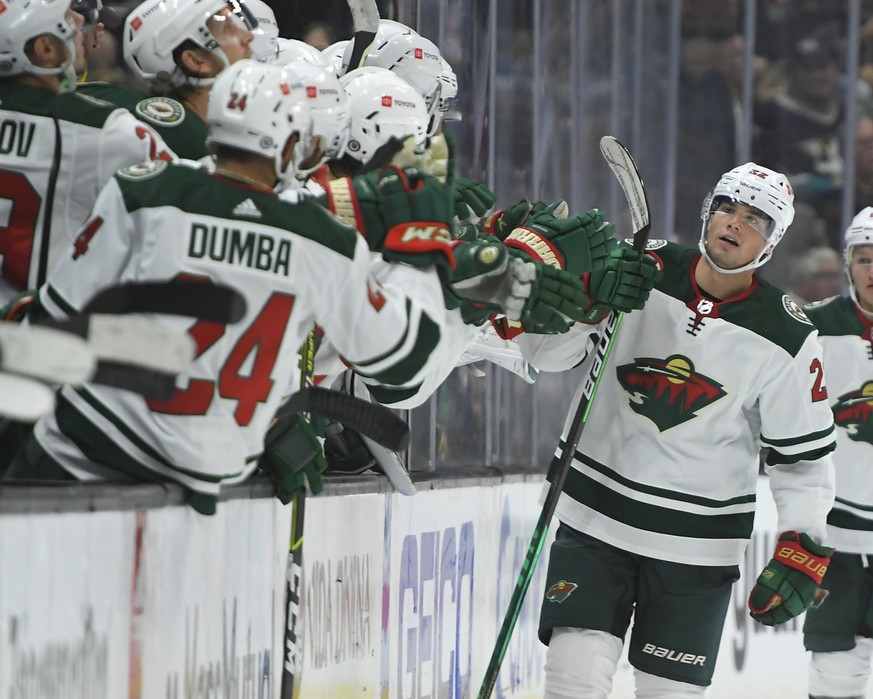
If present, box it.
[0,477,845,698]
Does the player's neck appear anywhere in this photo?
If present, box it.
[695,257,754,301]
[182,87,209,121]
[15,74,62,93]
[215,158,277,191]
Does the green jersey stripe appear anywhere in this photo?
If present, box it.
[827,508,873,532]
[353,298,412,370]
[45,284,79,315]
[365,382,423,405]
[765,442,836,466]
[363,311,441,386]
[562,467,756,539]
[761,424,835,448]
[554,446,756,508]
[834,496,873,513]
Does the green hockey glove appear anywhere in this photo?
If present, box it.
[258,413,327,503]
[748,531,834,626]
[320,165,455,270]
[453,176,496,219]
[504,208,617,275]
[586,244,660,313]
[521,262,591,333]
[480,198,569,241]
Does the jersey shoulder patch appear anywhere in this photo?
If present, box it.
[117,159,168,181]
[135,97,186,127]
[782,294,813,325]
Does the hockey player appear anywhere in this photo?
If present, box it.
[2,59,591,514]
[518,163,837,698]
[79,0,256,161]
[803,207,873,699]
[0,0,172,304]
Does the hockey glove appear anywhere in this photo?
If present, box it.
[504,208,617,275]
[748,531,833,627]
[453,176,496,220]
[322,165,455,271]
[586,244,660,313]
[481,198,569,240]
[258,413,328,503]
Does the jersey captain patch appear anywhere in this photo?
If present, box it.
[616,355,727,431]
[135,97,185,126]
[783,294,813,325]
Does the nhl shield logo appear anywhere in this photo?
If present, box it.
[546,580,578,603]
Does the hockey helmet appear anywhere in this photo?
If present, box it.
[124,0,257,90]
[0,0,80,86]
[207,58,313,187]
[340,66,428,165]
[699,162,795,273]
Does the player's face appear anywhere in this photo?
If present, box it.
[704,200,771,270]
[64,8,86,73]
[850,244,873,312]
[206,7,254,68]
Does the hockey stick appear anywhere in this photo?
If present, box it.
[343,0,379,74]
[277,385,409,452]
[80,279,247,324]
[477,135,650,699]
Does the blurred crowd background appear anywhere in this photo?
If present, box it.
[86,0,872,474]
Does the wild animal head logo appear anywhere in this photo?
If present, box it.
[833,382,873,445]
[616,355,726,431]
[545,580,578,603]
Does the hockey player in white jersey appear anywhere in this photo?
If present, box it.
[803,207,873,699]
[1,59,456,514]
[0,0,172,304]
[520,163,837,698]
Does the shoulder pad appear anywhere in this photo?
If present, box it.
[135,97,186,127]
[117,159,168,181]
[782,294,813,325]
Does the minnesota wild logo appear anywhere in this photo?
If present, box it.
[616,355,727,431]
[546,580,578,603]
[833,382,873,445]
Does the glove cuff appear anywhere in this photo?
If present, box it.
[491,316,525,339]
[504,226,564,269]
[480,208,506,236]
[324,177,364,231]
[773,531,833,585]
[384,222,456,269]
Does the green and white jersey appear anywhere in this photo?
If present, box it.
[33,161,444,498]
[0,82,171,304]
[805,295,873,553]
[519,241,836,566]
[77,82,207,161]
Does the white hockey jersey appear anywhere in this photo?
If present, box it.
[519,241,836,566]
[0,82,172,304]
[32,161,444,499]
[805,295,873,553]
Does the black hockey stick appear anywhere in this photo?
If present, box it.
[277,385,409,452]
[80,279,247,324]
[477,135,650,699]
[343,0,379,74]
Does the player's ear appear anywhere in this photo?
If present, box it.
[179,45,212,78]
[27,35,62,69]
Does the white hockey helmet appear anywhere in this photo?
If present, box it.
[321,39,349,77]
[361,32,444,136]
[699,162,795,273]
[277,58,349,168]
[274,38,328,66]
[438,55,458,119]
[0,0,80,86]
[340,66,428,165]
[124,0,257,91]
[207,58,314,187]
[238,0,277,62]
[339,18,418,74]
[844,207,873,304]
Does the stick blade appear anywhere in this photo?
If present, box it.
[599,136,651,248]
[280,386,409,452]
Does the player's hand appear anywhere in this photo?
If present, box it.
[453,176,496,219]
[505,208,617,275]
[480,198,569,240]
[586,244,660,313]
[748,531,833,626]
[258,413,327,502]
